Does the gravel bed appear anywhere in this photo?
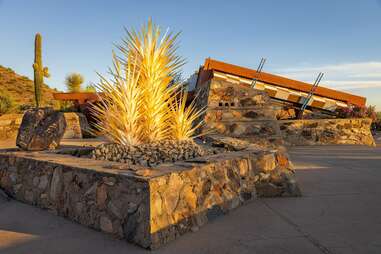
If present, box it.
[91,139,219,167]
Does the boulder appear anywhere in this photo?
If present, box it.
[16,108,66,151]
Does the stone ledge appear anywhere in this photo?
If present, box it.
[279,118,375,146]
[0,145,300,249]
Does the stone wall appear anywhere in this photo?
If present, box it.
[0,151,151,247]
[0,145,300,249]
[194,76,375,148]
[279,118,375,146]
[195,77,283,146]
[62,112,90,139]
[148,147,300,248]
[0,114,23,140]
[0,112,90,141]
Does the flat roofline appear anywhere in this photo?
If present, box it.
[200,58,366,107]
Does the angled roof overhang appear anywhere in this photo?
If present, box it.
[196,58,366,107]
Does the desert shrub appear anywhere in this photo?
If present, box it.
[65,73,84,92]
[84,85,96,92]
[337,104,366,119]
[365,105,377,122]
[18,104,33,112]
[48,99,62,111]
[58,100,76,112]
[336,104,378,122]
[0,93,14,115]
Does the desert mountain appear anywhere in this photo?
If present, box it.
[0,65,59,111]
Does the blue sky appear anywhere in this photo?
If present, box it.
[1,0,380,109]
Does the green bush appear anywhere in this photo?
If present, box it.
[0,93,14,115]
[58,100,76,112]
[84,84,96,92]
[65,73,84,92]
[18,104,33,112]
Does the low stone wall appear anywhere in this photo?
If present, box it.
[0,112,90,141]
[62,112,90,139]
[0,114,23,140]
[0,145,300,249]
[279,118,375,146]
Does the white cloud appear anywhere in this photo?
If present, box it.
[274,61,381,91]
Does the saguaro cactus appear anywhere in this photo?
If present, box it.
[33,33,50,108]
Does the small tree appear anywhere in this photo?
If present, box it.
[65,73,84,92]
[84,84,96,92]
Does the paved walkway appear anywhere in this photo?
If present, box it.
[1,142,381,253]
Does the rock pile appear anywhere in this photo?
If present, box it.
[91,140,213,167]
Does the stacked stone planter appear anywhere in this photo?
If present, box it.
[0,143,300,249]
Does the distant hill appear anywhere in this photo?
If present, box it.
[0,65,59,111]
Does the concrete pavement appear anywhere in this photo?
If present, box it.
[1,141,380,254]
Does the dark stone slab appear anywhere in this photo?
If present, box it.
[16,108,67,151]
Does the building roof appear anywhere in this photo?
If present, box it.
[197,58,366,107]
